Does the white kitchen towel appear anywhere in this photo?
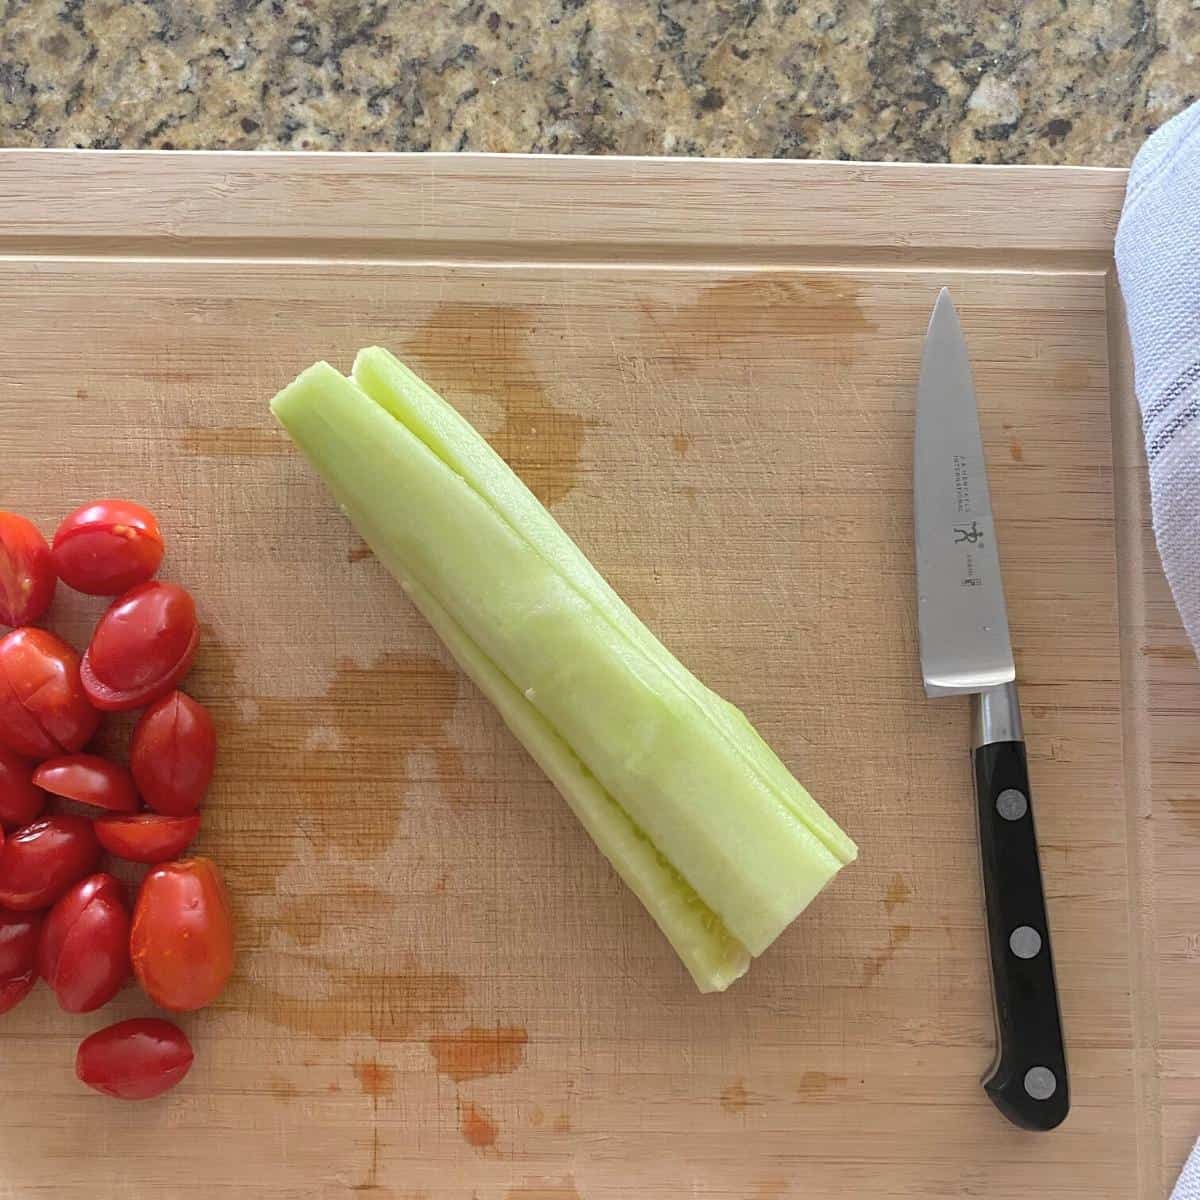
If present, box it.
[1174,1136,1200,1200]
[1118,98,1200,1199]
[1116,99,1200,660]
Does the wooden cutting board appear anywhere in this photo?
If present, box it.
[0,151,1193,1200]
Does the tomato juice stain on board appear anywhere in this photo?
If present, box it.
[403,302,593,508]
[883,872,913,914]
[235,966,466,1042]
[863,922,912,984]
[276,884,393,950]
[719,1079,752,1113]
[266,1074,300,1100]
[353,1059,396,1098]
[796,1070,848,1098]
[427,1025,528,1082]
[204,648,463,864]
[459,1099,499,1153]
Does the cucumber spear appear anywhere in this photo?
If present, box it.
[271,352,856,992]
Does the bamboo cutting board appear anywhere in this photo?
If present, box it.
[0,151,1193,1200]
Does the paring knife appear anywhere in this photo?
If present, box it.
[914,289,1069,1132]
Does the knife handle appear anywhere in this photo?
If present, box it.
[973,720,1069,1131]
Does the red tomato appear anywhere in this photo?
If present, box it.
[37,873,130,1013]
[52,501,165,597]
[0,908,40,1015]
[0,908,40,981]
[0,628,100,758]
[0,815,101,910]
[33,754,138,813]
[131,857,234,1011]
[0,973,34,1013]
[0,746,45,829]
[95,813,201,864]
[0,512,56,628]
[131,691,216,816]
[80,583,199,712]
[76,1018,193,1100]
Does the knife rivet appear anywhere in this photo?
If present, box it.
[1009,926,1042,959]
[1023,1066,1057,1101]
[996,788,1028,821]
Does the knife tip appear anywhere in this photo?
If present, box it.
[928,286,960,335]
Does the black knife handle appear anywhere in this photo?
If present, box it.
[974,738,1069,1130]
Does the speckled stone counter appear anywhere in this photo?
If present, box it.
[0,0,1197,164]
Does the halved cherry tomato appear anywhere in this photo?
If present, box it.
[52,501,165,597]
[131,857,233,1011]
[76,1017,193,1100]
[0,746,45,829]
[80,582,199,712]
[35,874,122,966]
[0,908,40,1015]
[131,691,216,816]
[33,754,138,813]
[0,512,56,627]
[38,873,130,1013]
[0,815,101,911]
[95,813,200,864]
[0,972,34,1013]
[0,627,100,758]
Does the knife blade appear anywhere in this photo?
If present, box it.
[914,288,1069,1132]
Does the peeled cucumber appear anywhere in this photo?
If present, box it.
[270,353,856,991]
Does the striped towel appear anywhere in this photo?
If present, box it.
[1116,99,1200,660]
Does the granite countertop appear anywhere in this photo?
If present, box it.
[0,1,1196,164]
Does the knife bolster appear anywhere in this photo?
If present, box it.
[972,682,1024,748]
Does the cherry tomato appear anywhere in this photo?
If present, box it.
[52,501,165,597]
[33,754,138,814]
[0,815,101,911]
[131,691,216,816]
[95,813,201,864]
[0,907,40,1013]
[37,873,130,1013]
[0,746,45,829]
[0,907,40,977]
[131,857,233,1011]
[0,973,34,1013]
[0,627,100,759]
[0,512,56,628]
[80,583,199,712]
[76,1017,193,1100]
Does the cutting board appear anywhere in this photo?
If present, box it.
[0,151,1191,1200]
